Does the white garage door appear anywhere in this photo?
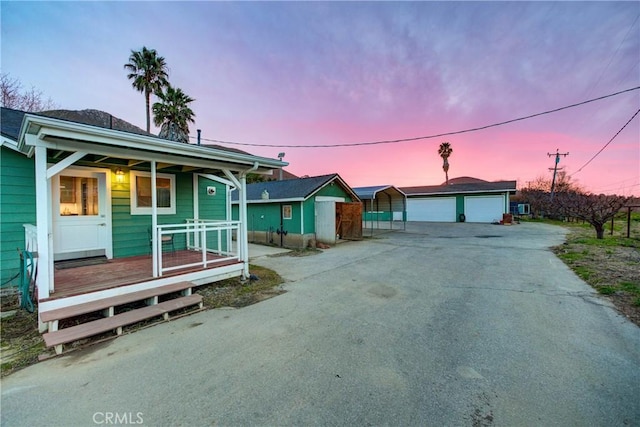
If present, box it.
[407,197,456,222]
[464,196,505,223]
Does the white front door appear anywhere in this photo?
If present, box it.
[52,168,112,261]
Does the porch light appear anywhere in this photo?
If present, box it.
[115,168,125,183]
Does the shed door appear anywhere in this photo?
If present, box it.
[407,197,456,222]
[315,201,337,244]
[336,202,362,240]
[464,195,505,223]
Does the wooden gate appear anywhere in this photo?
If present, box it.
[336,202,363,240]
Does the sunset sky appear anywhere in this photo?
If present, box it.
[2,2,639,195]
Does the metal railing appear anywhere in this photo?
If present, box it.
[155,220,240,276]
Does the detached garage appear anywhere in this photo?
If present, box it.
[401,178,517,223]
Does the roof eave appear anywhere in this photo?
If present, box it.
[18,113,287,169]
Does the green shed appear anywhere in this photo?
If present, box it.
[232,174,362,248]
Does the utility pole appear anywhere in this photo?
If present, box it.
[547,149,569,200]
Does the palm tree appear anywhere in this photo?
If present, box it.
[152,85,195,143]
[438,142,453,185]
[124,47,169,133]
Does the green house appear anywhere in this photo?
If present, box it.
[231,174,362,248]
[0,107,284,345]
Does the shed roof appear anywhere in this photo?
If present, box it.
[401,180,517,196]
[232,173,360,203]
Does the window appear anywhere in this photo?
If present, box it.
[130,171,176,215]
[59,176,99,216]
[282,205,292,220]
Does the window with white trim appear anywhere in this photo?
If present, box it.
[282,205,292,220]
[130,171,176,215]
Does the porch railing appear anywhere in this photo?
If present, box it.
[155,220,240,276]
[23,224,38,254]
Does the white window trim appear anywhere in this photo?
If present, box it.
[130,170,176,215]
[283,204,292,220]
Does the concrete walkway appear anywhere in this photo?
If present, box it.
[2,222,639,426]
[247,242,290,260]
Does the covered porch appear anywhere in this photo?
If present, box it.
[17,112,285,336]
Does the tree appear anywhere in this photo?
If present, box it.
[124,47,169,133]
[554,192,631,239]
[152,85,195,143]
[525,171,581,194]
[438,142,453,185]
[518,172,584,219]
[1,73,57,112]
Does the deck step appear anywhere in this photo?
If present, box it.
[40,281,195,323]
[43,294,203,351]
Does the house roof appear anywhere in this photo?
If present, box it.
[1,107,27,141]
[401,180,517,196]
[2,107,286,173]
[1,107,150,141]
[232,173,360,203]
[353,185,406,200]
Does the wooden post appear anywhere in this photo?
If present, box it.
[627,206,632,238]
[610,216,614,235]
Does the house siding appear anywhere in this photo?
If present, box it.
[302,199,315,235]
[111,169,196,258]
[197,176,230,250]
[0,147,36,286]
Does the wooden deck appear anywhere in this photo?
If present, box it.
[49,250,240,300]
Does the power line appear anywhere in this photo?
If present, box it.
[570,107,640,177]
[191,86,640,148]
[584,13,640,99]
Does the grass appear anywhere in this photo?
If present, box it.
[1,264,284,377]
[547,210,640,326]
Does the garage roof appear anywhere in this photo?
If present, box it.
[401,180,517,196]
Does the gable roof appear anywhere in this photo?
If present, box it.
[401,180,517,196]
[1,107,26,141]
[232,173,360,203]
[353,185,406,200]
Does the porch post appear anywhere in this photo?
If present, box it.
[151,161,159,277]
[239,173,250,279]
[34,145,52,301]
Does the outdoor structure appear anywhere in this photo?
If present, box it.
[231,174,362,248]
[0,107,285,352]
[353,185,407,235]
[400,177,517,223]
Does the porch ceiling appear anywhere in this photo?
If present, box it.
[19,113,286,174]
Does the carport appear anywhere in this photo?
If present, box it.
[353,185,406,235]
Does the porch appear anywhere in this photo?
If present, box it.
[27,220,243,311]
[50,250,240,300]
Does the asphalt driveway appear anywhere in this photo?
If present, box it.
[2,222,639,426]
